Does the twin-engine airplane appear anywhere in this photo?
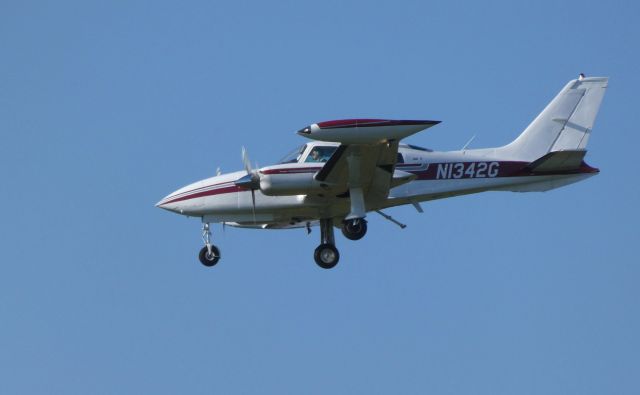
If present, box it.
[157,75,608,269]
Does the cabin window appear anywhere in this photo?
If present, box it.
[305,146,337,163]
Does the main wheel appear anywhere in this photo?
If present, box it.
[198,245,221,267]
[341,218,367,240]
[314,244,340,269]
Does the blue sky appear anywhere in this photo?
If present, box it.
[1,0,638,393]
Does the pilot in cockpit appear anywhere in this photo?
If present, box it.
[309,148,322,162]
[305,145,337,163]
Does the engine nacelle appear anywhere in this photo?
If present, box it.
[258,166,325,196]
[297,119,440,144]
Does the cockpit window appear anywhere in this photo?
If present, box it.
[279,144,307,164]
[305,146,338,163]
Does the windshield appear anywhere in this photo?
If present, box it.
[279,144,307,164]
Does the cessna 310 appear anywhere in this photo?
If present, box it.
[157,75,608,269]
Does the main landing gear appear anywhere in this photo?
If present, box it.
[341,218,367,240]
[313,217,367,269]
[198,223,220,267]
[314,218,340,269]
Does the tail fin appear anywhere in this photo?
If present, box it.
[502,76,608,161]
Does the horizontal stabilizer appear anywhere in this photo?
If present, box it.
[527,150,586,173]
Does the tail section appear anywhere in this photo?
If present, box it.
[502,76,608,161]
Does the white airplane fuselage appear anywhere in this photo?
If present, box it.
[157,142,598,227]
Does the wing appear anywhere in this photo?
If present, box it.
[298,118,440,144]
[315,141,400,203]
[300,119,440,216]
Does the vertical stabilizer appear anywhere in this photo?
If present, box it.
[502,76,608,161]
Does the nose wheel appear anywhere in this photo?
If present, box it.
[199,223,221,267]
[199,245,220,266]
[315,218,340,269]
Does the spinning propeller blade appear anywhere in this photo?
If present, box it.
[250,189,256,224]
[242,146,253,174]
[236,146,259,223]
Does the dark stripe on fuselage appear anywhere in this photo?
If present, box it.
[409,161,598,180]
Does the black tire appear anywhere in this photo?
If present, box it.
[341,218,367,240]
[199,245,220,267]
[314,244,340,269]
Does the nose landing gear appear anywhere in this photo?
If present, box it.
[198,223,220,267]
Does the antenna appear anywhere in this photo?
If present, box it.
[461,135,476,151]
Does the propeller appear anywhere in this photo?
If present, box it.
[234,146,260,223]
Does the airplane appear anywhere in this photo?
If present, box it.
[157,75,608,269]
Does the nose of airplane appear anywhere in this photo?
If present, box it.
[156,183,195,214]
[156,179,208,215]
[155,194,184,214]
[157,174,236,216]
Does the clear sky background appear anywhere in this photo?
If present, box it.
[1,0,638,393]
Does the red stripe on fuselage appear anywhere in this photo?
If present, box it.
[162,185,242,204]
[163,181,233,201]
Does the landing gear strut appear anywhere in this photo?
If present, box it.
[314,218,340,269]
[341,218,367,240]
[199,222,220,267]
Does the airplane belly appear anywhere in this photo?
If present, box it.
[400,178,514,196]
[491,173,597,192]
[389,173,596,201]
